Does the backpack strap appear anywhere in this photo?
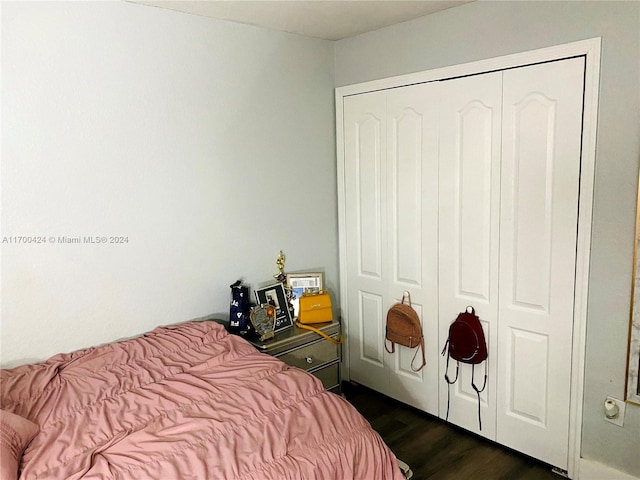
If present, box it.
[471,360,488,430]
[463,304,487,430]
[401,291,412,306]
[384,338,396,354]
[403,291,426,371]
[410,336,426,372]
[441,339,459,423]
[441,339,460,385]
[386,336,426,372]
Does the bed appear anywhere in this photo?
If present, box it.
[0,320,404,479]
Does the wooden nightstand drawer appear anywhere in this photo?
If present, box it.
[277,337,339,371]
[238,320,341,394]
[310,362,340,391]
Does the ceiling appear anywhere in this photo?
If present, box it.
[126,0,473,41]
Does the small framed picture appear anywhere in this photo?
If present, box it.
[255,283,293,333]
[286,272,324,318]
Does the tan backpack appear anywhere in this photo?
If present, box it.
[384,291,426,372]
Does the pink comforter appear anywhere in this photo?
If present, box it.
[1,321,403,479]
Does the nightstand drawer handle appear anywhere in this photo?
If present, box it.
[305,356,314,364]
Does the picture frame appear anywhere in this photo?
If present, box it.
[254,283,293,333]
[286,272,324,318]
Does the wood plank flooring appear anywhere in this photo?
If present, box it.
[342,382,562,480]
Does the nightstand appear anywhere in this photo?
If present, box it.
[247,320,341,394]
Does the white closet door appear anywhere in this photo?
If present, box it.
[343,91,389,393]
[344,83,440,409]
[496,57,585,470]
[386,83,439,414]
[438,72,503,439]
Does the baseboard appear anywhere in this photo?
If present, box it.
[579,458,640,480]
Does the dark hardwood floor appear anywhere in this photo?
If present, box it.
[342,382,562,480]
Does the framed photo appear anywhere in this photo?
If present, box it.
[255,283,293,333]
[286,272,324,318]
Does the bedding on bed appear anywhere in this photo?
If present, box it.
[0,320,404,480]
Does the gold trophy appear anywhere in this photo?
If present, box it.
[274,250,286,282]
[273,250,295,317]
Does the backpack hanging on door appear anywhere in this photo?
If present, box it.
[384,291,426,372]
[441,306,488,430]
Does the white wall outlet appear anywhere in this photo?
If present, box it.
[604,396,625,427]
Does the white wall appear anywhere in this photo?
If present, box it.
[335,1,640,476]
[1,2,336,366]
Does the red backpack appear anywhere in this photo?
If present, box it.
[441,306,488,430]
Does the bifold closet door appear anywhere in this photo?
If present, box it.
[496,57,585,470]
[385,84,439,415]
[343,83,439,413]
[342,53,588,471]
[438,72,503,440]
[343,90,389,394]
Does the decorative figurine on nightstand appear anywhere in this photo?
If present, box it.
[273,250,296,317]
[273,250,287,283]
[250,304,276,341]
[229,280,252,335]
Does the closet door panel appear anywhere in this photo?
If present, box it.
[497,58,585,470]
[358,291,385,364]
[438,72,502,439]
[509,93,556,309]
[355,113,384,278]
[386,83,440,414]
[392,107,423,286]
[457,103,495,301]
[344,91,389,393]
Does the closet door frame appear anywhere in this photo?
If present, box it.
[336,37,601,480]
